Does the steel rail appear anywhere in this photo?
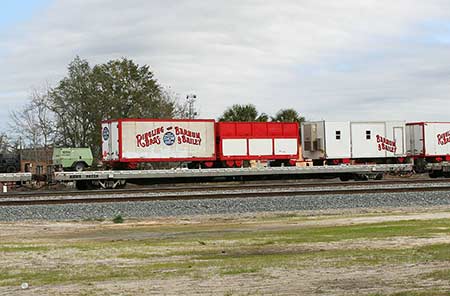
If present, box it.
[1,178,449,199]
[2,183,450,206]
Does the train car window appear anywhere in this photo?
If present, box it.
[366,130,371,140]
[335,131,341,140]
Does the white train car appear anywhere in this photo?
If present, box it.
[406,122,450,176]
[101,119,216,167]
[406,122,450,158]
[301,121,406,164]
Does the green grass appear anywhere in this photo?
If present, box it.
[0,245,50,252]
[221,267,261,275]
[0,260,208,287]
[44,217,450,247]
[1,216,449,288]
[2,241,445,287]
[372,290,450,296]
[117,252,156,259]
[423,269,450,281]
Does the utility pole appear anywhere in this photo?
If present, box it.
[186,94,197,119]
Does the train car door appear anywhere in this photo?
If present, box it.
[393,127,405,156]
[350,122,386,158]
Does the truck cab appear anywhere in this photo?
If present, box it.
[0,153,20,173]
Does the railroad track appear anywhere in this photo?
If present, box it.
[3,177,450,197]
[1,178,450,206]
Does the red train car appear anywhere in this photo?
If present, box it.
[102,119,299,168]
[216,122,299,167]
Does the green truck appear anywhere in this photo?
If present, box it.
[52,148,93,171]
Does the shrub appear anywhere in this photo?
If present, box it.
[113,214,124,224]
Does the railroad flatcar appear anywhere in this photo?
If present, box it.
[100,118,449,178]
[101,119,300,168]
[301,121,407,165]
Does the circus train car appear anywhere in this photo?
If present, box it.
[406,122,450,177]
[215,121,299,168]
[301,121,407,165]
[101,119,300,169]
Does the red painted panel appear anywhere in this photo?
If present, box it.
[237,123,252,136]
[216,121,300,161]
[268,123,282,136]
[218,122,237,136]
[283,123,299,136]
[253,122,268,136]
[215,122,300,138]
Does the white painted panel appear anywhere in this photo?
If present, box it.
[249,139,273,156]
[424,123,450,156]
[413,125,423,155]
[121,120,215,159]
[393,127,405,156]
[102,121,119,161]
[350,122,386,158]
[101,122,109,161]
[222,139,247,156]
[386,121,406,157]
[111,121,119,160]
[274,139,298,155]
[324,121,351,159]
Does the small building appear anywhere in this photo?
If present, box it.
[20,148,53,176]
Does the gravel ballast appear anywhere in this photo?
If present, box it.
[1,191,450,221]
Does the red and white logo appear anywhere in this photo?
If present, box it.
[437,130,450,146]
[376,135,397,153]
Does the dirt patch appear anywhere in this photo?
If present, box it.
[0,207,450,295]
[2,207,450,242]
[1,263,449,296]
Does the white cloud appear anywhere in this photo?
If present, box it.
[1,0,450,130]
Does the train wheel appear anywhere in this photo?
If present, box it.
[429,171,443,178]
[354,174,369,181]
[339,175,351,182]
[76,180,92,190]
[431,171,442,178]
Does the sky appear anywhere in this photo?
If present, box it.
[1,0,450,131]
